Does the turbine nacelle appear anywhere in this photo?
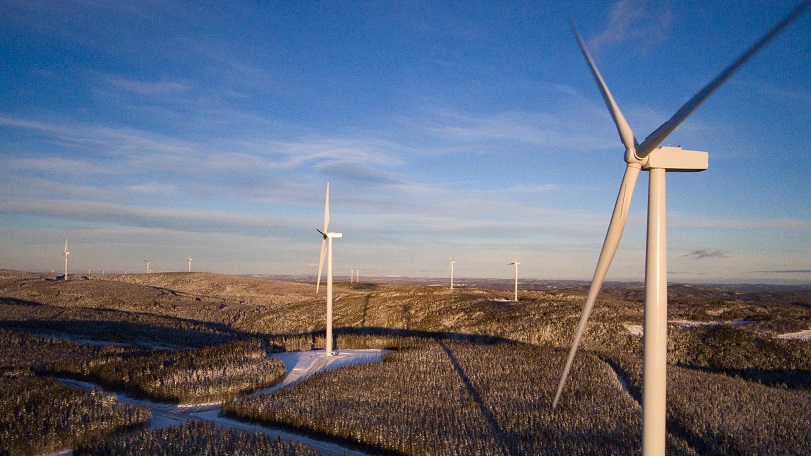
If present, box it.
[643,146,708,172]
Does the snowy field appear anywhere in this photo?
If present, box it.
[54,349,387,456]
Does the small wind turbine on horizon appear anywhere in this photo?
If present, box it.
[316,183,342,357]
[449,258,455,290]
[144,260,150,274]
[63,238,69,281]
[350,268,354,283]
[553,2,811,455]
[187,254,192,273]
[508,259,520,302]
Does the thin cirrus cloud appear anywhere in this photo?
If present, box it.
[0,200,298,236]
[758,270,811,274]
[316,161,406,185]
[0,115,196,157]
[683,249,729,260]
[586,0,673,56]
[103,75,192,96]
[426,109,616,151]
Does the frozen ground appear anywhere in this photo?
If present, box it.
[53,349,387,456]
[261,348,388,394]
[625,320,753,337]
[776,329,811,341]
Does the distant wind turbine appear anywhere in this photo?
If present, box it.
[350,268,354,283]
[316,183,342,356]
[144,260,150,274]
[554,3,811,455]
[449,258,455,290]
[187,254,192,273]
[63,238,69,281]
[508,259,520,302]
[355,269,360,283]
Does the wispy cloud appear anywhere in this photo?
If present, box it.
[104,76,192,96]
[588,0,673,55]
[670,214,811,231]
[5,157,120,177]
[0,114,196,157]
[0,200,298,236]
[757,269,811,274]
[317,161,406,185]
[427,110,614,151]
[683,249,729,260]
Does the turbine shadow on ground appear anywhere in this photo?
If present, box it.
[0,318,252,349]
[676,364,811,390]
[266,326,515,352]
[437,340,517,456]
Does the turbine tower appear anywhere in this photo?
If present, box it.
[187,254,192,273]
[554,3,811,455]
[350,268,354,283]
[508,259,520,302]
[449,258,455,290]
[316,183,342,356]
[144,259,150,274]
[63,238,69,281]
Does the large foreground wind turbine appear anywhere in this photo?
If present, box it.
[316,183,342,356]
[553,2,811,455]
[508,259,520,302]
[63,238,69,280]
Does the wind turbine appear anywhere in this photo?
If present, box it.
[316,183,342,356]
[553,3,811,455]
[508,259,520,302]
[355,269,360,283]
[350,268,354,283]
[449,258,455,290]
[187,254,192,273]
[144,260,150,274]
[63,238,69,281]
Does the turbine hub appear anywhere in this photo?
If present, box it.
[624,146,646,166]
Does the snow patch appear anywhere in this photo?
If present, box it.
[625,320,753,337]
[777,329,811,341]
[625,325,644,337]
[261,349,388,394]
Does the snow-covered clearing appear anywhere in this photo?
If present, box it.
[54,349,386,456]
[776,329,811,341]
[625,320,753,337]
[262,349,388,394]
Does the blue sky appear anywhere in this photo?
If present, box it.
[1,0,809,283]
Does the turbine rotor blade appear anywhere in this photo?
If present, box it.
[316,238,327,294]
[553,164,641,408]
[323,183,330,233]
[636,0,811,158]
[572,23,638,155]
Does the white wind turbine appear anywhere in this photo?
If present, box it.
[63,238,69,281]
[316,183,342,356]
[187,254,192,273]
[144,259,150,274]
[350,268,354,283]
[449,258,455,290]
[553,3,811,455]
[508,259,520,302]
